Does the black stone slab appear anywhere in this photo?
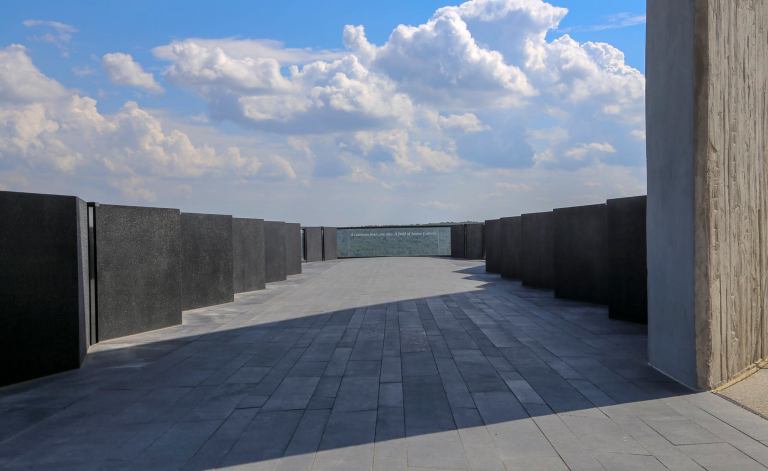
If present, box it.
[500,216,522,279]
[264,221,287,283]
[181,213,234,310]
[304,227,323,262]
[521,211,554,289]
[94,204,181,341]
[553,203,608,304]
[484,219,501,273]
[233,218,266,293]
[607,196,647,323]
[0,191,89,386]
[323,227,338,261]
[451,225,466,258]
[285,223,302,275]
[465,223,485,260]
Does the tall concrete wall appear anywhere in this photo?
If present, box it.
[181,213,234,310]
[553,204,608,304]
[0,191,89,386]
[484,219,501,273]
[607,196,647,323]
[647,0,768,389]
[304,227,323,262]
[500,216,522,279]
[521,211,554,289]
[285,223,302,275]
[322,227,338,261]
[94,204,182,341]
[465,224,484,260]
[451,225,466,258]
[264,221,287,283]
[233,218,265,293]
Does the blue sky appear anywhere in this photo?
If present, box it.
[0,0,647,225]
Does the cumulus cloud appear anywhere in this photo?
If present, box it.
[102,53,164,93]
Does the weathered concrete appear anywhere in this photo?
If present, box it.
[553,204,608,305]
[322,227,338,260]
[607,196,647,323]
[521,211,554,289]
[465,223,484,260]
[93,204,182,341]
[264,221,287,283]
[232,218,265,293]
[647,0,768,389]
[484,219,501,273]
[181,213,234,310]
[0,191,89,386]
[285,223,302,275]
[450,224,465,258]
[303,227,323,262]
[500,216,522,279]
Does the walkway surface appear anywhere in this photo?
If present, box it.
[2,258,768,470]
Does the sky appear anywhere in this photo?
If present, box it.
[0,0,646,225]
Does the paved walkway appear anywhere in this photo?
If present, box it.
[2,257,768,470]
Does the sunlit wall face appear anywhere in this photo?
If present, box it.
[337,227,452,258]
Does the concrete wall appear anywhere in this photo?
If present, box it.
[465,224,484,260]
[553,204,608,304]
[500,216,522,279]
[304,227,323,262]
[521,211,554,289]
[323,227,338,260]
[285,223,302,275]
[264,221,287,283]
[484,219,501,273]
[181,213,234,310]
[0,191,89,386]
[451,225,466,258]
[94,204,182,341]
[647,0,768,389]
[607,196,647,323]
[233,218,266,293]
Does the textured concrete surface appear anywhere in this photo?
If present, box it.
[304,227,323,262]
[500,216,521,280]
[2,257,767,470]
[553,204,608,305]
[720,368,768,420]
[450,225,465,258]
[0,191,89,387]
[94,204,182,341]
[264,221,287,283]
[181,213,234,310]
[521,211,554,289]
[286,223,303,276]
[465,223,484,260]
[233,218,266,294]
[322,227,337,261]
[484,219,501,273]
[607,196,647,323]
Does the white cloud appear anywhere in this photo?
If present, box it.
[0,45,68,103]
[22,19,77,55]
[102,53,164,93]
[564,142,616,160]
[561,12,646,33]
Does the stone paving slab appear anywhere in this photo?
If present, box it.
[1,257,767,470]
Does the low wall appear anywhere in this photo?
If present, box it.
[181,213,234,310]
[94,204,182,341]
[323,227,338,260]
[521,211,554,289]
[233,218,266,293]
[553,204,608,304]
[285,223,302,275]
[607,196,647,323]
[0,191,89,386]
[264,221,287,282]
[484,219,501,273]
[304,227,323,262]
[500,216,522,279]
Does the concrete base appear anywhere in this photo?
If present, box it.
[233,218,266,293]
[264,221,287,283]
[484,219,501,273]
[94,204,182,341]
[0,191,89,386]
[181,213,234,310]
[304,227,323,262]
[521,212,554,289]
[607,196,647,323]
[322,227,338,260]
[285,223,302,275]
[500,216,522,279]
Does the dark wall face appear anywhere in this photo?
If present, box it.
[304,227,323,262]
[233,218,266,293]
[264,221,287,283]
[484,220,501,273]
[607,196,648,323]
[323,227,338,260]
[0,191,88,386]
[94,204,182,341]
[465,224,485,260]
[521,211,554,289]
[181,213,234,310]
[500,216,522,279]
[285,223,302,275]
[553,204,608,304]
[451,225,466,258]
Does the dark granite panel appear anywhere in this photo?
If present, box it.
[607,196,648,323]
[233,218,266,293]
[304,227,323,262]
[451,225,466,258]
[465,224,484,260]
[500,216,522,279]
[521,211,554,289]
[285,223,302,276]
[484,219,501,273]
[181,213,234,310]
[323,227,338,261]
[264,221,287,283]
